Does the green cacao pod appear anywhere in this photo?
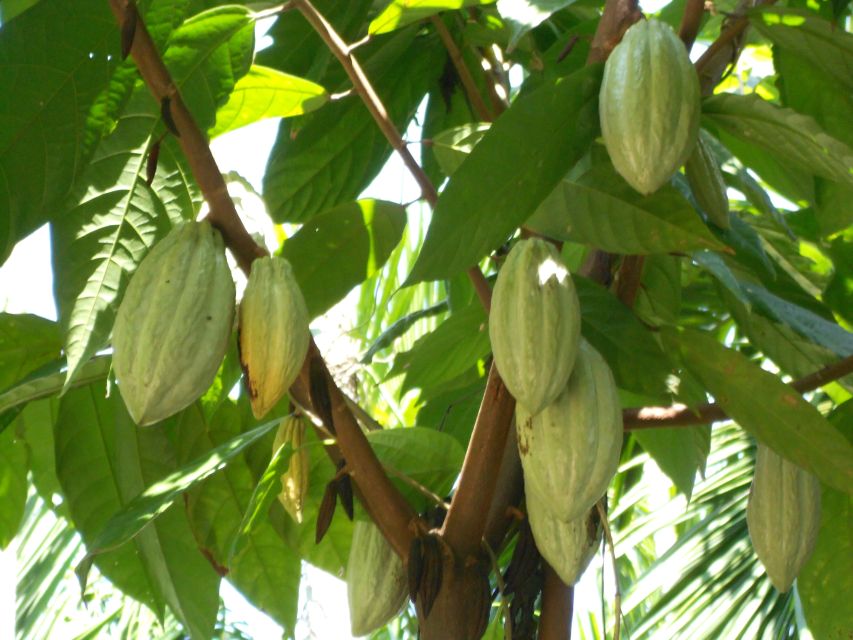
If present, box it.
[113,221,235,426]
[746,443,821,593]
[346,521,408,636]
[239,256,310,419]
[272,415,309,524]
[599,19,700,195]
[517,340,622,522]
[527,493,602,586]
[685,134,730,228]
[490,238,582,415]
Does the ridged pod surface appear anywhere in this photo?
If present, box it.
[239,256,310,419]
[600,19,700,194]
[272,415,309,523]
[746,443,821,593]
[113,221,235,426]
[346,521,408,636]
[685,134,730,228]
[517,340,622,522]
[489,238,581,415]
[527,493,602,586]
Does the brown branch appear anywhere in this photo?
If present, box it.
[107,0,266,273]
[540,566,574,640]
[292,0,438,207]
[678,0,706,53]
[623,354,853,429]
[108,0,419,559]
[440,363,516,560]
[613,255,645,308]
[587,0,643,64]
[430,15,493,122]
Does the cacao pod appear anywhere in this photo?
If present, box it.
[239,256,310,419]
[272,415,309,523]
[599,19,700,195]
[112,220,235,426]
[517,340,622,522]
[489,238,582,415]
[527,492,602,586]
[346,521,408,636]
[746,443,821,593]
[685,134,730,228]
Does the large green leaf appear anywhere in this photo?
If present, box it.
[528,161,725,254]
[497,0,580,48]
[677,327,853,495]
[0,425,27,548]
[210,65,328,138]
[263,29,443,223]
[574,276,673,399]
[407,64,603,283]
[0,0,136,262]
[798,401,853,640]
[634,427,710,500]
[14,398,60,505]
[54,5,254,387]
[175,403,301,635]
[0,313,61,392]
[702,93,853,189]
[280,200,406,318]
[751,7,853,92]
[369,0,495,34]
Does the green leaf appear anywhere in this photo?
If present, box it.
[634,255,682,327]
[430,123,491,177]
[361,300,448,364]
[0,426,28,548]
[574,276,673,399]
[497,0,580,48]
[751,7,853,92]
[0,313,61,392]
[370,0,495,35]
[677,327,853,495]
[210,65,328,138]
[391,302,489,394]
[263,29,443,223]
[407,64,603,283]
[702,93,853,189]
[15,399,60,505]
[175,403,300,635]
[75,417,280,586]
[280,200,407,318]
[634,427,710,499]
[528,161,725,254]
[798,401,853,640]
[0,0,137,262]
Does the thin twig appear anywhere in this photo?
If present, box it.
[430,15,493,122]
[694,0,778,76]
[481,538,512,640]
[384,464,451,510]
[623,354,853,429]
[678,0,706,53]
[596,501,622,640]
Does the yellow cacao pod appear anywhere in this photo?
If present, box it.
[346,521,408,636]
[746,443,821,592]
[527,493,602,586]
[490,238,582,415]
[272,415,309,524]
[685,134,730,229]
[239,256,310,419]
[112,221,235,426]
[600,19,700,194]
[517,340,622,522]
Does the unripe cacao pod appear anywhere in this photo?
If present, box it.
[239,256,310,419]
[746,443,821,593]
[527,493,602,586]
[517,340,622,522]
[346,521,408,636]
[490,238,582,415]
[600,19,700,195]
[685,134,730,228]
[112,220,235,426]
[272,415,309,523]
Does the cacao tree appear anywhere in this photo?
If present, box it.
[1,0,852,638]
